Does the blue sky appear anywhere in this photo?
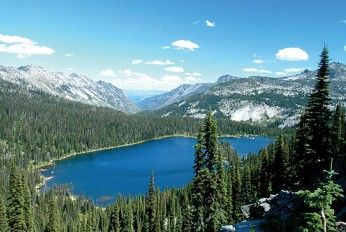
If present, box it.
[0,0,345,91]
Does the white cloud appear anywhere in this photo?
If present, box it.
[132,59,143,64]
[113,69,203,90]
[164,66,184,73]
[338,19,346,24]
[99,69,117,77]
[284,68,303,73]
[65,53,74,57]
[113,69,185,90]
[162,46,170,49]
[243,68,258,72]
[145,60,174,65]
[275,47,309,61]
[253,59,265,64]
[0,33,55,58]
[171,40,199,51]
[193,20,201,25]
[243,68,272,74]
[344,45,346,51]
[185,72,202,77]
[67,67,73,71]
[205,20,215,27]
[276,72,286,76]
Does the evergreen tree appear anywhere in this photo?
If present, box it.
[108,203,120,232]
[22,174,35,232]
[0,196,9,232]
[7,164,26,232]
[298,160,343,232]
[123,201,134,232]
[259,149,271,197]
[191,132,207,231]
[191,112,227,232]
[330,105,345,173]
[182,194,192,232]
[46,197,61,232]
[144,172,156,232]
[272,136,288,192]
[304,46,332,187]
[232,156,242,222]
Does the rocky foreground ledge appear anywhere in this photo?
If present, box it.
[221,190,346,232]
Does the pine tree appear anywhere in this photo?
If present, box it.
[259,149,271,197]
[108,203,120,232]
[304,46,331,187]
[298,160,343,232]
[232,156,242,222]
[7,164,26,232]
[123,200,134,232]
[144,172,156,232]
[46,197,61,232]
[22,174,35,232]
[330,105,345,172]
[272,136,288,192]
[182,194,192,232]
[191,112,227,231]
[0,196,9,232]
[292,47,333,189]
[191,132,207,231]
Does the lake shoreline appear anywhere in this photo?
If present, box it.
[33,133,266,191]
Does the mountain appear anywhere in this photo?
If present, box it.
[283,62,346,81]
[138,83,212,110]
[0,65,139,113]
[153,62,346,128]
[216,74,242,83]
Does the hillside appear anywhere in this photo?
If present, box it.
[0,65,139,113]
[152,62,346,127]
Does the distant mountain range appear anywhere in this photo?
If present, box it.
[137,83,211,110]
[0,65,139,113]
[1,62,345,127]
[143,62,346,128]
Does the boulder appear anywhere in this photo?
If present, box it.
[221,219,264,232]
[266,190,302,221]
[220,225,236,232]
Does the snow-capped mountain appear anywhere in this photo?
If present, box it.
[153,62,346,128]
[0,65,139,113]
[138,83,211,110]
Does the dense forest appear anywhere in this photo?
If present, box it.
[0,47,345,231]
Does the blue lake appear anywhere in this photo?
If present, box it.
[42,136,272,205]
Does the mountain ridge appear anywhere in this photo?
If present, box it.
[0,64,139,113]
[150,62,346,127]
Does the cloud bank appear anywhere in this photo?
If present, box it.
[0,34,55,58]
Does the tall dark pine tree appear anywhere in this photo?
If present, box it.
[46,197,61,232]
[0,196,9,232]
[22,174,35,232]
[191,132,207,231]
[108,203,120,232]
[294,46,331,189]
[272,136,288,193]
[191,112,226,232]
[330,105,345,174]
[259,148,271,197]
[144,172,156,232]
[7,164,26,232]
